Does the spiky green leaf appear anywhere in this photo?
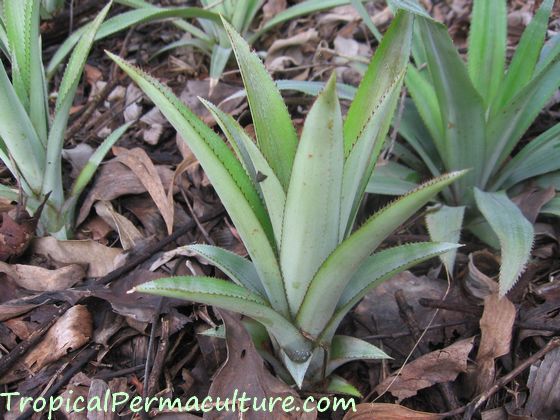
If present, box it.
[223,17,298,190]
[474,188,534,296]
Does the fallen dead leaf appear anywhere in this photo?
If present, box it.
[374,337,475,401]
[511,186,556,224]
[465,250,500,299]
[205,311,316,419]
[94,200,144,250]
[113,147,174,235]
[262,0,286,22]
[1,305,92,384]
[0,261,85,291]
[526,347,560,417]
[354,271,468,359]
[474,293,516,393]
[31,237,123,277]
[344,403,443,419]
[77,160,175,227]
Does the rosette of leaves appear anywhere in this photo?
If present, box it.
[350,0,559,296]
[0,0,130,238]
[108,12,464,392]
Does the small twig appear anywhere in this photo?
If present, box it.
[66,28,135,141]
[147,316,170,396]
[395,290,461,413]
[462,337,560,419]
[16,343,100,420]
[419,298,483,316]
[180,186,215,246]
[143,298,164,400]
[93,364,145,380]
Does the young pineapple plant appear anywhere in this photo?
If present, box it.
[0,0,130,238]
[109,11,464,391]
[359,0,559,296]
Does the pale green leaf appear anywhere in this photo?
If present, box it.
[467,0,506,104]
[326,375,362,397]
[474,188,534,296]
[493,0,554,110]
[327,335,390,375]
[202,99,286,246]
[344,11,413,156]
[425,205,465,274]
[320,241,461,342]
[340,69,405,235]
[137,276,312,363]
[416,17,486,201]
[107,52,289,317]
[484,57,560,185]
[491,123,560,190]
[297,171,466,337]
[405,65,444,149]
[184,243,265,296]
[366,161,419,196]
[0,62,45,191]
[223,18,298,190]
[281,75,343,316]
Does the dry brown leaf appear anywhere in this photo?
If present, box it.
[113,147,174,235]
[344,403,443,419]
[31,237,123,277]
[76,160,175,226]
[375,337,475,401]
[474,293,516,393]
[526,347,560,418]
[0,262,84,291]
[465,250,500,299]
[94,200,144,250]
[205,311,316,420]
[354,272,468,359]
[511,186,556,224]
[1,305,92,384]
[262,0,287,22]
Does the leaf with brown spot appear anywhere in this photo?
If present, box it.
[344,403,444,419]
[474,292,516,393]
[113,147,175,235]
[375,337,475,401]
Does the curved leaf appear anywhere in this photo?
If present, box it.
[185,244,265,297]
[297,171,466,337]
[425,205,465,274]
[137,276,312,363]
[223,18,298,190]
[107,52,290,317]
[327,335,390,376]
[202,99,286,246]
[320,241,461,342]
[474,188,534,296]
